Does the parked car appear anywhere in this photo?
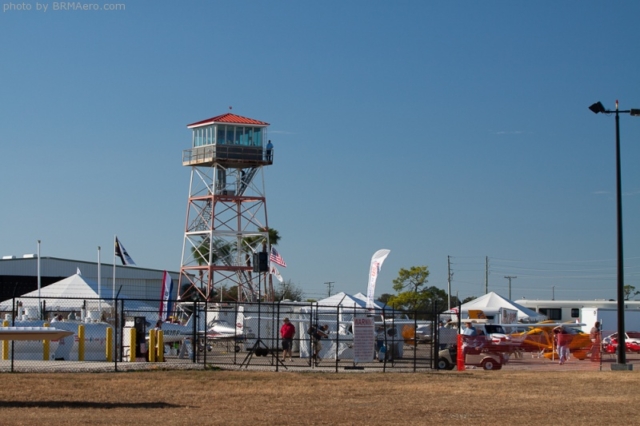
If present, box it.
[602,331,640,354]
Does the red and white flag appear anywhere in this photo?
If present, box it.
[366,249,390,310]
[270,264,284,283]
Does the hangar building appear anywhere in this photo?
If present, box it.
[0,256,179,302]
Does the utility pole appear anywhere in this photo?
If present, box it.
[324,281,335,297]
[504,276,517,300]
[485,256,489,294]
[447,256,453,310]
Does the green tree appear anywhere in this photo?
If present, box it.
[377,293,394,305]
[242,227,281,300]
[388,266,431,316]
[191,237,234,266]
[624,285,640,300]
[462,296,477,304]
[387,266,453,319]
[274,279,305,301]
[242,227,281,255]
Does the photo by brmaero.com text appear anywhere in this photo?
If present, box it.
[3,2,126,12]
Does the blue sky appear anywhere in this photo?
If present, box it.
[2,1,640,302]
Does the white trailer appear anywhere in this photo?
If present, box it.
[516,299,640,323]
[580,307,640,336]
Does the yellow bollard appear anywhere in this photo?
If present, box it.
[129,327,136,362]
[106,327,113,362]
[157,330,164,362]
[78,325,85,361]
[43,322,50,361]
[2,320,8,360]
[149,329,156,362]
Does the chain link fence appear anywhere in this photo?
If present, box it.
[0,296,635,372]
[0,296,440,372]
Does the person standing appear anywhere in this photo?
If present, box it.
[266,140,273,161]
[280,318,296,362]
[589,321,601,361]
[554,326,571,364]
[308,324,328,365]
[437,321,448,350]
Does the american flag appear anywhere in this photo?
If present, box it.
[270,246,287,267]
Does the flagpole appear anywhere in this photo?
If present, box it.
[37,240,41,320]
[112,235,116,301]
[98,246,102,313]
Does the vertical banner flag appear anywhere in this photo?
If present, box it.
[159,271,174,321]
[269,246,287,267]
[366,249,390,310]
[270,264,284,283]
[115,237,136,266]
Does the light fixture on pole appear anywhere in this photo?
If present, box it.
[589,100,640,368]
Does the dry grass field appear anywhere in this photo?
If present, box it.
[0,369,639,425]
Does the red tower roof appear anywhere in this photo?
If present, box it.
[187,113,269,128]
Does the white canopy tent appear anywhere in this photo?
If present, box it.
[444,292,546,323]
[296,292,407,360]
[0,273,156,320]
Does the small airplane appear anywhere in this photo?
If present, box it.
[197,319,244,353]
[510,320,592,360]
[447,309,592,357]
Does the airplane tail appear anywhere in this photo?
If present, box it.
[183,314,193,329]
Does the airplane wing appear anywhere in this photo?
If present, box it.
[0,327,75,341]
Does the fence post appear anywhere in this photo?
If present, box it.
[119,299,125,363]
[276,301,281,372]
[203,299,207,367]
[432,301,437,370]
[413,308,418,372]
[192,300,197,363]
[43,322,50,361]
[335,303,340,373]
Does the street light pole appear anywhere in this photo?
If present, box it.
[614,103,626,366]
[589,100,640,367]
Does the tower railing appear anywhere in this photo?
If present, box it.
[182,145,273,166]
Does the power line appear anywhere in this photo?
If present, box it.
[324,281,335,297]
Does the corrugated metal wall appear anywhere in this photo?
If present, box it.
[0,257,180,301]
